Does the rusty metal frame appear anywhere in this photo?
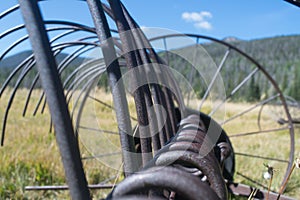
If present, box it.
[0,0,297,199]
[17,0,91,199]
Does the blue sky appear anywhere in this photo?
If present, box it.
[1,0,300,47]
[121,0,300,40]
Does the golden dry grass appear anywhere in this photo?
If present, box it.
[0,89,299,199]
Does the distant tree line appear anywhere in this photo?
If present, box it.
[1,35,300,102]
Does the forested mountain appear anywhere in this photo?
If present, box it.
[167,34,300,101]
[0,51,87,89]
[1,35,300,101]
[209,35,300,101]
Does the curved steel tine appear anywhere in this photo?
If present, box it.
[2,29,95,116]
[0,21,95,43]
[0,27,82,61]
[55,42,99,75]
[1,59,35,145]
[29,50,63,116]
[0,35,29,61]
[257,103,265,131]
[48,116,53,133]
[71,73,104,135]
[73,80,97,137]
[44,20,95,33]
[18,0,91,197]
[22,63,40,116]
[0,55,35,97]
[62,58,102,89]
[64,59,105,95]
[56,38,98,73]
[68,71,105,136]
[34,45,96,115]
[0,24,26,40]
[65,60,105,91]
[0,0,118,36]
[32,90,45,116]
[1,27,98,114]
[0,4,19,19]
[33,42,99,115]
[65,65,105,103]
[39,49,99,115]
[25,43,93,116]
[49,28,82,44]
[24,49,64,116]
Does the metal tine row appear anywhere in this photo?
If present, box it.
[1,1,234,199]
[108,114,231,200]
[0,39,102,144]
[0,0,181,172]
[119,2,179,140]
[106,0,189,171]
[15,0,92,198]
[109,0,160,165]
[0,1,125,146]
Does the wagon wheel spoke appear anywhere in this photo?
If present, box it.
[149,33,295,194]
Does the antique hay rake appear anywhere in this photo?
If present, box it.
[0,0,298,199]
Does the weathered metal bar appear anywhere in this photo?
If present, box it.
[118,4,183,142]
[121,4,166,150]
[229,126,290,138]
[121,1,181,147]
[81,152,121,160]
[25,184,115,191]
[235,152,289,163]
[228,182,297,200]
[108,0,153,166]
[209,67,260,116]
[221,93,280,125]
[284,0,300,7]
[86,0,138,175]
[79,126,119,135]
[198,48,231,110]
[131,50,161,152]
[18,0,91,199]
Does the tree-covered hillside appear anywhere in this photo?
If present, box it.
[0,51,87,89]
[165,35,300,101]
[1,35,300,101]
[208,35,300,101]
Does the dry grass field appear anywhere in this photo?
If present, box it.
[0,89,299,199]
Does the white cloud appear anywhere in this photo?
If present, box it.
[195,21,212,30]
[182,11,213,31]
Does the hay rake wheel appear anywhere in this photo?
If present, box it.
[148,33,296,195]
[0,0,296,199]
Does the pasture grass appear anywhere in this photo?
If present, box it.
[0,89,299,199]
